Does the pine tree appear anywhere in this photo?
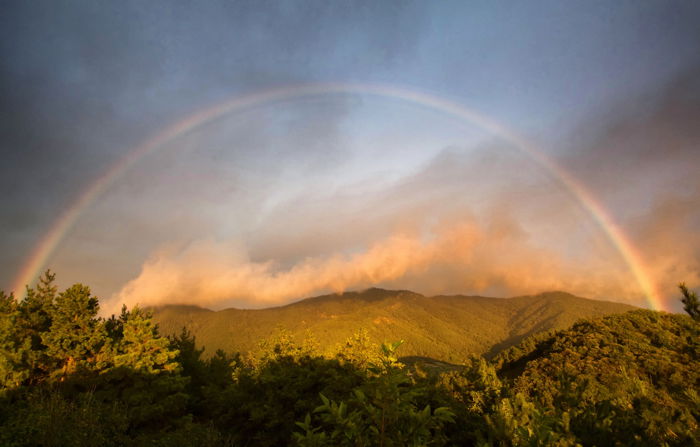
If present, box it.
[42,283,105,378]
[106,306,188,430]
[104,305,129,343]
[113,306,180,373]
[19,270,58,339]
[35,269,58,303]
[679,283,700,321]
[169,328,206,395]
[0,290,29,389]
[12,270,59,383]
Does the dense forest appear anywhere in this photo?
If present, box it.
[1,271,698,446]
[150,288,636,361]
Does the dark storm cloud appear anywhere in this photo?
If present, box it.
[561,65,700,308]
[567,67,700,178]
[2,0,699,306]
[0,0,430,289]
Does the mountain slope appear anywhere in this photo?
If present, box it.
[492,310,700,445]
[151,288,637,361]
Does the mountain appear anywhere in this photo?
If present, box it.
[491,309,699,445]
[150,288,637,361]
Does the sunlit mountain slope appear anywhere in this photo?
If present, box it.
[151,288,636,360]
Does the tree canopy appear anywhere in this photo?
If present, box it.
[0,273,697,446]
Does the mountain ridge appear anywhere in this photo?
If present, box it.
[151,288,638,361]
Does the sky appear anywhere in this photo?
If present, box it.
[1,0,699,313]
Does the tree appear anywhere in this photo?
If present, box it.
[103,305,188,431]
[294,340,456,447]
[19,270,57,338]
[679,283,700,321]
[336,329,383,371]
[42,284,105,378]
[0,290,28,389]
[16,270,58,382]
[113,306,180,374]
[168,328,207,407]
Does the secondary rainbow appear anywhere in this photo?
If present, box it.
[10,83,665,311]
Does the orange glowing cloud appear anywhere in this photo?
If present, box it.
[109,214,644,312]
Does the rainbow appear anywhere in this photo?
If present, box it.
[10,82,666,311]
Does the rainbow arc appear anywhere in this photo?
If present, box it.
[11,83,665,311]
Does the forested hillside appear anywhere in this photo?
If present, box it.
[1,272,697,446]
[151,288,636,361]
[494,310,700,444]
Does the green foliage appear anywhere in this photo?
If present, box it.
[438,355,503,414]
[679,282,700,321]
[295,340,455,447]
[89,306,188,432]
[20,270,57,339]
[1,275,698,445]
[168,329,239,420]
[151,289,637,361]
[1,275,195,443]
[7,270,59,385]
[335,328,384,370]
[0,290,28,389]
[0,388,232,447]
[482,393,579,447]
[216,331,366,446]
[252,327,320,369]
[112,306,180,374]
[42,283,105,377]
[0,389,129,447]
[496,310,700,445]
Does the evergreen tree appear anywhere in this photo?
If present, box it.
[35,269,58,303]
[19,270,57,338]
[104,305,128,344]
[0,290,29,389]
[42,284,105,378]
[0,290,16,314]
[104,306,188,430]
[16,270,58,382]
[113,306,180,374]
[679,282,700,321]
[169,328,207,402]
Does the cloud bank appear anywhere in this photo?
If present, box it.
[108,142,642,312]
[111,214,639,313]
[110,68,700,313]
